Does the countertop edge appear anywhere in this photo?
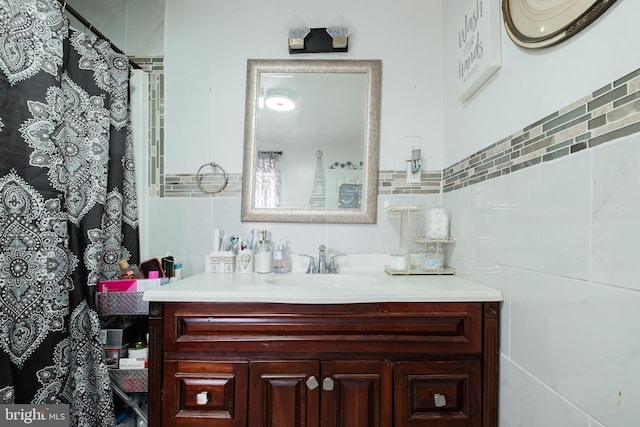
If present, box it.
[142,272,503,304]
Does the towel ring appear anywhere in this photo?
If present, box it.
[196,162,228,194]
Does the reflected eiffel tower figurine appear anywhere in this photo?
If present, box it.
[308,149,326,208]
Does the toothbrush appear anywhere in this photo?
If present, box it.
[226,236,236,251]
[220,234,230,252]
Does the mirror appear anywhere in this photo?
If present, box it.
[241,59,382,223]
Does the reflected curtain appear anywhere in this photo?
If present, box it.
[0,1,139,425]
[255,151,282,208]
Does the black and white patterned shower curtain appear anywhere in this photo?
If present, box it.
[0,1,139,425]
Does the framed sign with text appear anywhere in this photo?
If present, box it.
[457,0,502,101]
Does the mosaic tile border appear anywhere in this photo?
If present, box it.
[134,57,640,198]
[164,172,242,198]
[136,56,441,198]
[161,169,441,198]
[378,170,441,195]
[130,56,165,199]
[443,68,640,192]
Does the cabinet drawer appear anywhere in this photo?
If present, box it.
[163,361,248,427]
[164,302,482,356]
[394,361,481,427]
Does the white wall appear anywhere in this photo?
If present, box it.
[164,0,445,174]
[65,0,164,56]
[442,2,639,426]
[148,0,445,275]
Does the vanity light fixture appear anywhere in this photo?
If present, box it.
[288,15,352,54]
[287,15,310,50]
[326,15,352,49]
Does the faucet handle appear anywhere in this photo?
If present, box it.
[327,254,346,274]
[300,255,317,274]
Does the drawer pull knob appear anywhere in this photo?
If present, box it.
[196,391,209,405]
[306,376,319,390]
[433,393,447,408]
[323,377,335,391]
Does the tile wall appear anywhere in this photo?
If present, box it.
[442,67,640,427]
[134,57,640,204]
[443,68,640,191]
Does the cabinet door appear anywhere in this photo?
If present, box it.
[249,361,320,427]
[394,360,482,427]
[321,360,393,427]
[163,360,248,427]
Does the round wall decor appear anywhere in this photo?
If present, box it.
[503,0,619,49]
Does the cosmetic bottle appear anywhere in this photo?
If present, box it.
[272,242,289,274]
[173,263,183,280]
[255,230,273,274]
[117,259,143,279]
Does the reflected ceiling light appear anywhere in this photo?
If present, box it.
[265,89,295,111]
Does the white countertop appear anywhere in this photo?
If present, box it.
[143,268,503,304]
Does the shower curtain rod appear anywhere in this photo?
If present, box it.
[56,0,142,70]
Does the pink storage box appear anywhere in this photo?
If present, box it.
[97,280,136,292]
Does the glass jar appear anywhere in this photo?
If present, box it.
[389,247,408,271]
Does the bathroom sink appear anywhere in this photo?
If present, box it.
[265,274,379,287]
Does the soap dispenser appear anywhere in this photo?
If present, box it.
[255,230,273,274]
[272,242,289,274]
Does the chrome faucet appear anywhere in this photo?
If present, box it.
[301,246,345,274]
[317,245,327,274]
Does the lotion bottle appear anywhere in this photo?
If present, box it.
[255,230,272,274]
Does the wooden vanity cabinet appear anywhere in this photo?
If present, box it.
[248,359,392,427]
[147,301,500,427]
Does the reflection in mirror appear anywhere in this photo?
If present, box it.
[241,59,381,223]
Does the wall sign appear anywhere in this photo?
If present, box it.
[503,0,619,49]
[457,0,502,101]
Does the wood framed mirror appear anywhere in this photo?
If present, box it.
[241,59,382,223]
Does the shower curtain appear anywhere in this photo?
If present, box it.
[255,151,282,208]
[0,1,139,425]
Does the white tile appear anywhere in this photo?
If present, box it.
[453,152,591,279]
[592,134,640,291]
[466,175,513,265]
[506,153,591,280]
[510,269,640,426]
[500,357,591,427]
[443,187,470,259]
[145,197,213,260]
[452,257,511,357]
